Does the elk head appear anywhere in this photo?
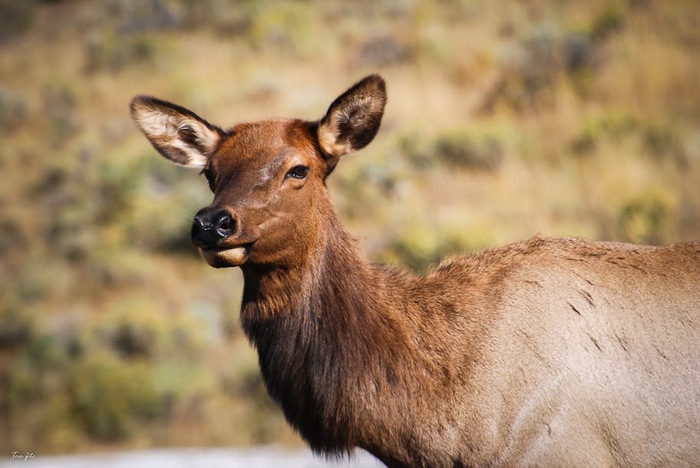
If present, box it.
[130,75,387,269]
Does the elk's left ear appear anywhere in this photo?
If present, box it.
[317,74,387,168]
[130,96,223,169]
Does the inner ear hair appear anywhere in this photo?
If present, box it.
[318,74,387,161]
[130,96,223,168]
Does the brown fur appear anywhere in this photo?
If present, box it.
[131,75,700,467]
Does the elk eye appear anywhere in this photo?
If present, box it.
[286,165,309,180]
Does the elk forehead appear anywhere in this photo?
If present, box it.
[210,119,321,178]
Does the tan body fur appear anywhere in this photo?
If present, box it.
[386,237,700,466]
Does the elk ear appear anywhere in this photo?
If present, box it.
[130,96,223,169]
[317,74,387,167]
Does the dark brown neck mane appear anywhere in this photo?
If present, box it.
[239,212,425,457]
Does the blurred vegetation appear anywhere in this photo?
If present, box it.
[0,0,699,456]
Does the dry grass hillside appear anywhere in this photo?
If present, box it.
[1,0,698,455]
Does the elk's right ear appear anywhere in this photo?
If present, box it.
[130,96,223,169]
[317,74,387,169]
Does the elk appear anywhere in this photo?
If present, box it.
[130,75,700,467]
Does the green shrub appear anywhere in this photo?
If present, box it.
[122,160,209,255]
[384,223,441,273]
[398,133,434,170]
[221,365,282,444]
[0,292,218,448]
[79,296,210,362]
[570,112,638,155]
[247,1,313,54]
[616,189,677,245]
[42,85,80,145]
[70,352,161,440]
[400,129,504,173]
[332,155,404,221]
[433,130,504,172]
[382,223,493,273]
[0,87,27,132]
[590,4,625,42]
[85,33,158,73]
[481,28,563,113]
[642,122,687,168]
[0,306,34,349]
[3,332,73,449]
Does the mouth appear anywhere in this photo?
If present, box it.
[200,244,252,268]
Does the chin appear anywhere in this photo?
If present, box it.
[200,247,249,268]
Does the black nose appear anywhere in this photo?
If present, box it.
[191,208,236,249]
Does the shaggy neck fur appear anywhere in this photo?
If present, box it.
[239,211,439,460]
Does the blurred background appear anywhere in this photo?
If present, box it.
[0,0,698,462]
